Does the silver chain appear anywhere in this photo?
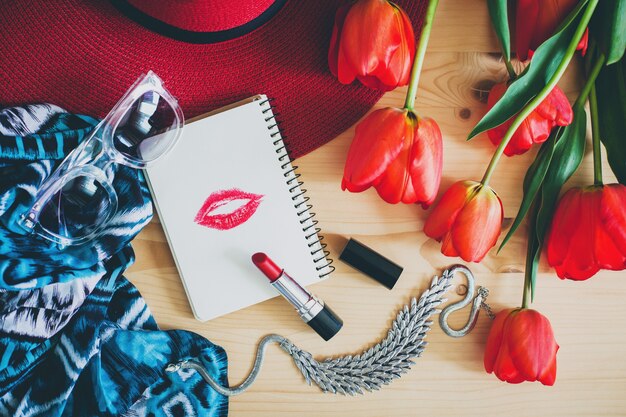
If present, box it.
[439,265,494,337]
[477,286,496,320]
[165,265,491,396]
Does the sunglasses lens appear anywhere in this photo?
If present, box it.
[113,91,179,163]
[38,175,115,242]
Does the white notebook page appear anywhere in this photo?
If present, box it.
[145,96,329,321]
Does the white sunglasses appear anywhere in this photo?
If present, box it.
[19,71,184,246]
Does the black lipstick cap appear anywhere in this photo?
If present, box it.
[339,238,403,290]
[307,304,343,341]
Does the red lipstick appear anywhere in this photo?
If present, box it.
[195,188,263,231]
[251,253,282,282]
[252,252,343,341]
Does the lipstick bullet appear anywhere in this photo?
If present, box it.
[252,252,343,341]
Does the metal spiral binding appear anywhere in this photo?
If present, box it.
[257,97,335,278]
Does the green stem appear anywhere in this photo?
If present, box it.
[404,0,439,111]
[480,0,598,187]
[576,52,605,106]
[584,39,597,75]
[522,245,532,309]
[590,84,603,185]
[504,57,517,80]
[578,52,606,185]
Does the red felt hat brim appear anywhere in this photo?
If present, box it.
[0,0,426,159]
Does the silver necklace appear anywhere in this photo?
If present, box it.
[165,265,493,396]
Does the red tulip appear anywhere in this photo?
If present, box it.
[484,308,559,385]
[328,0,415,91]
[341,107,442,207]
[515,0,588,61]
[424,180,503,262]
[486,82,573,156]
[545,184,626,280]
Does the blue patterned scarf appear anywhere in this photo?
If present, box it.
[0,104,229,416]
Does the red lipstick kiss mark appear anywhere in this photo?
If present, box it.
[194,188,263,231]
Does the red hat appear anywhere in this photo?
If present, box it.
[0,0,426,158]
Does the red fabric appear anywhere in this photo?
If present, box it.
[125,0,276,32]
[0,0,427,159]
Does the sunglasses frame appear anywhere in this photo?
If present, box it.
[18,71,184,247]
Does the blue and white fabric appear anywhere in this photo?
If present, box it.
[0,104,229,416]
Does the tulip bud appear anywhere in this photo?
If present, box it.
[424,180,503,262]
[328,0,415,91]
[484,308,559,385]
[515,0,588,61]
[341,107,443,207]
[486,82,573,156]
[545,184,626,280]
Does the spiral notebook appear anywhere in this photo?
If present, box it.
[145,95,333,321]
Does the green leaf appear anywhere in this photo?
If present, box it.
[467,0,588,140]
[522,105,586,303]
[529,236,540,302]
[590,0,626,65]
[595,56,626,184]
[535,104,587,243]
[524,201,541,303]
[498,127,559,251]
[487,0,511,62]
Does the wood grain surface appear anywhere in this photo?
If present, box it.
[127,1,626,415]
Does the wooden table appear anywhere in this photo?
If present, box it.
[127,1,626,415]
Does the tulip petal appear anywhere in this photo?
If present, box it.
[487,83,569,156]
[342,108,407,192]
[337,0,385,85]
[537,350,558,386]
[380,5,415,88]
[491,312,526,384]
[374,116,417,203]
[337,0,413,91]
[535,86,573,127]
[600,185,626,253]
[328,3,351,77]
[525,111,552,144]
[423,181,477,240]
[486,83,513,152]
[515,0,540,60]
[487,120,510,149]
[484,308,515,373]
[554,190,599,280]
[450,185,503,262]
[359,12,402,90]
[341,176,374,193]
[532,0,569,47]
[360,3,407,90]
[548,185,626,280]
[504,113,550,156]
[375,116,443,205]
[410,117,443,207]
[505,310,559,385]
[546,188,581,272]
[595,185,626,270]
[440,232,459,257]
[516,0,580,61]
[577,28,589,56]
[559,189,600,279]
[487,82,507,108]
